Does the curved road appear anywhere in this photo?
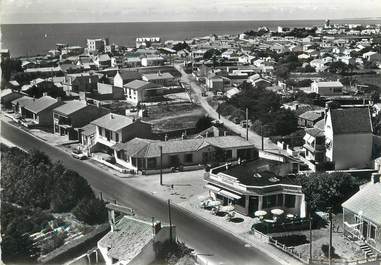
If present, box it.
[1,121,281,265]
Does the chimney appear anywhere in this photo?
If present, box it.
[43,92,48,97]
[164,134,168,141]
[181,133,185,140]
[110,113,114,119]
[205,132,208,138]
[372,173,381,184]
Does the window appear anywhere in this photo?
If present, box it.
[105,129,111,140]
[147,158,157,169]
[98,127,102,136]
[185,153,193,163]
[225,150,233,160]
[115,132,119,142]
[263,195,277,208]
[285,194,296,208]
[276,194,284,207]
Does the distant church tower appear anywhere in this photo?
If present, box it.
[325,19,331,28]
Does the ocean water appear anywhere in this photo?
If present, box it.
[1,20,380,57]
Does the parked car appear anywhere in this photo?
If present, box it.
[71,149,87,160]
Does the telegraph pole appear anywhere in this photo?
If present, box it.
[328,207,333,265]
[160,146,163,186]
[309,210,313,264]
[168,199,173,243]
[261,123,264,151]
[245,108,249,141]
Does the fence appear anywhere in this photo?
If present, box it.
[310,256,381,265]
[252,228,308,264]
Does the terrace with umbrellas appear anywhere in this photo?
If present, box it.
[202,158,309,231]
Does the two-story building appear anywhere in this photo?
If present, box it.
[113,70,142,89]
[62,73,99,94]
[89,113,153,153]
[53,100,109,140]
[142,72,175,86]
[204,159,305,217]
[325,107,373,170]
[301,127,326,171]
[123,80,162,105]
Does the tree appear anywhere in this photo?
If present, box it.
[72,198,108,225]
[195,115,212,131]
[203,49,221,60]
[297,172,357,213]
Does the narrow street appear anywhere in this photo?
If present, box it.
[1,120,282,265]
[174,63,284,153]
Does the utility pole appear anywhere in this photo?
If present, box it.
[261,123,264,151]
[160,146,163,186]
[328,207,333,265]
[309,210,313,264]
[168,199,173,243]
[245,108,249,141]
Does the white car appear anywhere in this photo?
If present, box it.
[71,149,87,160]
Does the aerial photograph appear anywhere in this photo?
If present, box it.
[0,0,380,264]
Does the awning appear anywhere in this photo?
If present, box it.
[205,184,221,193]
[219,190,241,200]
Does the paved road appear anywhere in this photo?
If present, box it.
[174,63,284,154]
[1,121,281,265]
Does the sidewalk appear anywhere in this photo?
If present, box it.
[1,114,303,265]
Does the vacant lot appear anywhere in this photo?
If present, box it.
[144,102,205,120]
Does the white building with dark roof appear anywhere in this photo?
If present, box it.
[325,107,373,170]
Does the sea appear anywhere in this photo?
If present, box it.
[1,19,381,58]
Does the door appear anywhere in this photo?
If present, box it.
[362,221,368,239]
[248,196,259,217]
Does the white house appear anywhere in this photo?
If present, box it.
[324,107,373,170]
[311,81,344,96]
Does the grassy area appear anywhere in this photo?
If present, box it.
[144,102,205,120]
[352,74,381,91]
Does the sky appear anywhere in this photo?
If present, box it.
[1,0,381,24]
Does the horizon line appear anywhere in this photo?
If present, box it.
[2,17,381,25]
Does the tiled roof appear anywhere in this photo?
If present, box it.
[91,113,134,132]
[53,100,87,115]
[112,136,253,158]
[329,108,372,134]
[342,182,381,225]
[11,96,34,106]
[23,96,60,114]
[116,70,142,82]
[98,216,153,262]
[305,127,324,138]
[315,81,343,88]
[298,111,324,122]
[143,72,174,80]
[80,123,96,136]
[124,80,158,90]
[204,136,254,149]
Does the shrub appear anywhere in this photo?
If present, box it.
[72,198,108,225]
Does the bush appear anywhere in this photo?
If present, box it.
[72,198,108,225]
